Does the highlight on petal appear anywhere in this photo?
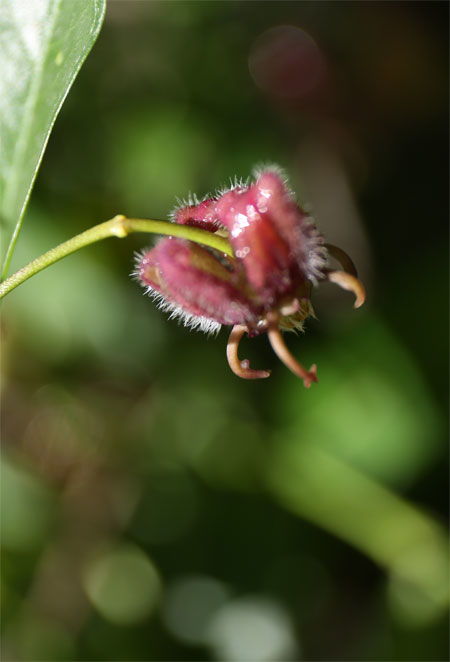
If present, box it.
[214,168,327,303]
[327,270,366,309]
[135,238,262,331]
[226,325,271,379]
[214,175,298,299]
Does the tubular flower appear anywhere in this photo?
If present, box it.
[135,167,365,387]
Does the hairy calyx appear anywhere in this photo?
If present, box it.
[136,166,366,385]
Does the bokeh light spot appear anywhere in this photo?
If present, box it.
[83,544,161,625]
[162,575,230,645]
[1,455,55,551]
[249,25,326,99]
[206,595,299,661]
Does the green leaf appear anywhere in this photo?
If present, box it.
[0,0,106,278]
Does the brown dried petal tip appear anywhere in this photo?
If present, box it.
[226,325,271,379]
[327,270,366,309]
[324,243,358,277]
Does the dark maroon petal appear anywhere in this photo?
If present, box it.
[214,170,326,301]
[255,171,326,282]
[171,198,222,233]
[136,238,262,329]
[213,173,297,301]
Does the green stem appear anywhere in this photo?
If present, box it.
[0,215,233,299]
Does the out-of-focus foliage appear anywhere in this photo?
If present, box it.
[1,2,448,661]
[0,0,105,276]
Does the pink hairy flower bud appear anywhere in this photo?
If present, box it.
[135,166,366,386]
[137,238,262,332]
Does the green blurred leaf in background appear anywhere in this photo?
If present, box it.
[0,0,105,278]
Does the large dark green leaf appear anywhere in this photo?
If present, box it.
[0,0,106,277]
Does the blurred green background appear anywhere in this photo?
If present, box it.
[2,1,449,660]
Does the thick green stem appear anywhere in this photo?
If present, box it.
[0,215,233,299]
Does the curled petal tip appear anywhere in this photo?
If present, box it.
[327,270,366,309]
[240,360,271,379]
[227,325,271,380]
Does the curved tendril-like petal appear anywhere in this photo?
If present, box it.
[266,321,318,388]
[327,270,366,309]
[226,325,271,380]
[324,244,358,277]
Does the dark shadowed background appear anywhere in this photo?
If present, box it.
[2,1,449,660]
